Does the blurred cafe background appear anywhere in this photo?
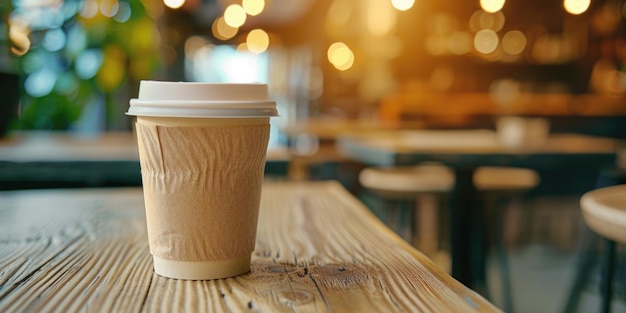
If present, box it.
[2,0,626,312]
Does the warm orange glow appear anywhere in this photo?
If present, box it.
[237,43,249,52]
[480,0,505,13]
[243,0,264,16]
[391,0,415,11]
[224,4,247,28]
[184,36,209,58]
[246,29,269,54]
[449,32,472,55]
[163,0,185,9]
[326,0,352,27]
[212,17,238,40]
[334,53,354,71]
[328,42,354,71]
[474,29,499,54]
[425,35,447,55]
[367,0,396,36]
[502,30,527,55]
[564,0,590,15]
[470,10,505,32]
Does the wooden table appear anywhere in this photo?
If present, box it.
[0,181,500,312]
[337,129,620,291]
[0,131,291,189]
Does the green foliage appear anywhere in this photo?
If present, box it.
[7,0,162,131]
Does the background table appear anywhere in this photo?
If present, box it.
[0,181,500,312]
[337,129,620,291]
[0,131,291,190]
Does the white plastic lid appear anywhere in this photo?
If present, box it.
[127,81,278,118]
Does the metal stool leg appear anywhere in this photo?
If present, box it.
[601,239,616,313]
[563,227,600,313]
[471,191,489,298]
[494,199,514,313]
[397,199,414,242]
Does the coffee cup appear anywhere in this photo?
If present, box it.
[127,81,278,280]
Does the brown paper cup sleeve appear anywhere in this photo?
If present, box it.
[136,123,270,262]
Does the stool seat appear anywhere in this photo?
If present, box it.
[359,164,455,197]
[359,164,454,266]
[474,166,540,191]
[580,184,626,244]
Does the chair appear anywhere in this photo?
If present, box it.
[360,164,539,312]
[358,163,455,260]
[568,184,626,313]
[473,166,540,313]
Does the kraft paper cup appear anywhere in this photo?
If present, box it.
[127,81,278,280]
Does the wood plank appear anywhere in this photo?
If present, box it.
[0,182,500,312]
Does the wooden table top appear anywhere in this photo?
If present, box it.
[337,129,621,291]
[337,129,619,168]
[0,181,500,312]
[0,131,291,189]
[0,131,291,162]
[280,118,424,140]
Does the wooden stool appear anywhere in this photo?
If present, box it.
[474,166,540,192]
[564,170,626,313]
[574,184,626,313]
[474,166,540,313]
[359,163,455,260]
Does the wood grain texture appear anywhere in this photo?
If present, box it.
[0,181,501,312]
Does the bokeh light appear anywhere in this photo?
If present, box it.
[470,10,505,32]
[76,49,104,80]
[114,1,132,23]
[246,29,269,54]
[237,42,249,52]
[55,72,79,96]
[502,30,527,55]
[448,32,472,55]
[429,13,457,35]
[163,0,185,9]
[564,0,590,15]
[212,17,238,40]
[25,69,57,98]
[66,26,87,57]
[131,19,160,52]
[224,4,247,28]
[328,42,354,71]
[327,0,352,27]
[480,0,505,13]
[474,29,499,54]
[43,29,66,52]
[97,46,126,91]
[100,0,120,17]
[243,0,265,16]
[391,0,415,11]
[490,79,521,106]
[367,0,396,36]
[22,51,45,74]
[185,36,209,58]
[62,1,82,20]
[80,0,99,18]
